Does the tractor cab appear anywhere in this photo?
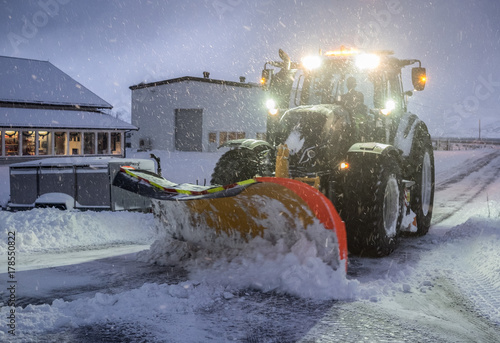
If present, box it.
[262,47,426,144]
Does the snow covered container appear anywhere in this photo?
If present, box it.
[7,157,155,211]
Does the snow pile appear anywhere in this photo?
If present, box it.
[189,234,356,300]
[0,208,155,253]
[141,196,358,301]
[141,226,358,301]
[6,281,226,341]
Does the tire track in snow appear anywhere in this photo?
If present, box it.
[432,149,500,225]
[435,150,500,192]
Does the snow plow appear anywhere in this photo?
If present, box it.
[113,165,348,269]
[114,47,434,267]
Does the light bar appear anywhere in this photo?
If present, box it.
[324,47,359,56]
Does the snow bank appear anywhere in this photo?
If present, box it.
[0,208,155,253]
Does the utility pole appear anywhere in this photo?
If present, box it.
[479,119,481,141]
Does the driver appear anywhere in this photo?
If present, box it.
[342,76,365,115]
[342,76,370,140]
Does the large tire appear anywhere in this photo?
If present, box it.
[211,148,262,185]
[407,125,435,236]
[344,153,404,257]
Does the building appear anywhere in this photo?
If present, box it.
[129,74,266,152]
[0,56,136,164]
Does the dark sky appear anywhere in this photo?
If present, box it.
[1,0,500,137]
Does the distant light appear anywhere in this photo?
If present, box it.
[355,53,380,69]
[340,162,349,169]
[302,55,322,70]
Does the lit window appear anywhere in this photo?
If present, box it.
[69,132,81,155]
[38,131,52,155]
[208,132,217,144]
[5,131,19,156]
[22,131,35,156]
[55,132,67,155]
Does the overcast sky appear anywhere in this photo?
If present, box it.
[1,0,500,137]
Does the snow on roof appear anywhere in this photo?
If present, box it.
[0,107,136,130]
[0,56,112,108]
[129,76,260,90]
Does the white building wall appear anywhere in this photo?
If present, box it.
[130,80,267,152]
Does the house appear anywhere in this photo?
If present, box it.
[129,73,266,152]
[0,56,136,164]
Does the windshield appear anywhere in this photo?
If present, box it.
[293,68,375,110]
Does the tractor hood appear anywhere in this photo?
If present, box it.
[278,104,355,177]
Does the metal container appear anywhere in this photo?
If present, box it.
[7,157,155,211]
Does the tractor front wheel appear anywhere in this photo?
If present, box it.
[344,153,404,257]
[211,148,262,185]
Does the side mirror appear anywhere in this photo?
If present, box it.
[260,68,273,88]
[412,67,426,91]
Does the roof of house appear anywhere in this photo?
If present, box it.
[0,107,136,130]
[0,56,112,109]
[129,76,260,90]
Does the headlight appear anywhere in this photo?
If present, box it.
[302,55,322,70]
[355,53,380,70]
[266,99,276,110]
[266,99,279,115]
[381,99,396,115]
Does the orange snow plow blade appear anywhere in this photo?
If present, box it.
[113,166,347,268]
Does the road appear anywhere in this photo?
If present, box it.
[4,150,500,342]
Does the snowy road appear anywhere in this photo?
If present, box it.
[1,149,500,342]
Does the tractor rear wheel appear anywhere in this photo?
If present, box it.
[407,126,435,236]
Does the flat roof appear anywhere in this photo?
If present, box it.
[129,76,260,90]
[0,107,136,130]
[0,56,112,109]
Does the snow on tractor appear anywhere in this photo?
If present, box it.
[113,47,434,269]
